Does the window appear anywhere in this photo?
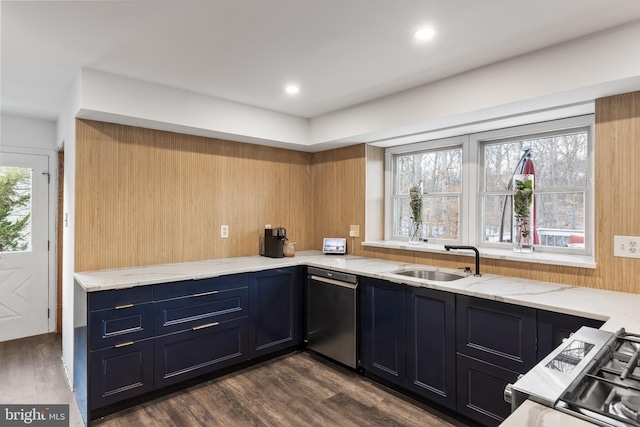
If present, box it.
[384,115,594,259]
[0,166,32,252]
[387,137,464,242]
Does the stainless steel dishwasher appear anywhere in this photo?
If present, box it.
[306,266,358,369]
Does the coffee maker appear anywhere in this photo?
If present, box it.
[262,227,287,258]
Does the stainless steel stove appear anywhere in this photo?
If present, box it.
[505,327,640,426]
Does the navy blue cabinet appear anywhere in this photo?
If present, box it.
[537,309,604,361]
[456,295,536,426]
[89,338,154,410]
[456,353,521,426]
[406,286,456,410]
[85,287,155,411]
[248,267,304,359]
[361,277,406,387]
[153,274,250,387]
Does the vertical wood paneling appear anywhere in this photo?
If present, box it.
[311,145,366,255]
[75,120,312,272]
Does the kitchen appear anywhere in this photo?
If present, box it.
[3,1,640,426]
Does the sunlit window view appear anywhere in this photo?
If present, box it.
[0,166,32,252]
[482,130,588,248]
[393,147,462,241]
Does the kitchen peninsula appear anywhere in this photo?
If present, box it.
[74,251,640,426]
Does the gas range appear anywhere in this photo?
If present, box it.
[505,327,640,426]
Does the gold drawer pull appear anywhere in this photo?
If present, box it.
[114,303,134,310]
[192,290,219,298]
[115,341,134,348]
[192,322,219,331]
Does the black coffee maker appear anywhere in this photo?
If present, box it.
[263,227,287,258]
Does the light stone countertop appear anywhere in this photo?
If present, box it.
[74,250,640,426]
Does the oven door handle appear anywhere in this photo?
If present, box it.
[309,275,358,290]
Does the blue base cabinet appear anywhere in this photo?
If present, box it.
[361,277,406,387]
[537,309,604,361]
[248,267,304,359]
[406,286,456,410]
[456,295,537,426]
[75,267,303,423]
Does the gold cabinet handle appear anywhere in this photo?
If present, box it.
[192,322,219,331]
[115,341,134,348]
[114,303,134,310]
[192,290,219,297]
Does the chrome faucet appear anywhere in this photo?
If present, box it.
[444,245,481,276]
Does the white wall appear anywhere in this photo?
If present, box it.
[58,73,81,389]
[78,69,311,150]
[1,114,57,151]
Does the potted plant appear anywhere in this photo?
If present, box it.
[513,175,534,252]
[409,184,423,243]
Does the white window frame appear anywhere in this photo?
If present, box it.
[385,135,470,244]
[382,115,595,265]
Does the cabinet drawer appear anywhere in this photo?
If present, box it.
[153,274,248,301]
[89,303,153,350]
[89,286,153,311]
[457,295,536,372]
[154,318,249,388]
[456,353,519,427]
[154,286,248,335]
[90,338,154,410]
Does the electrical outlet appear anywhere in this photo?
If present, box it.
[221,225,229,239]
[614,235,640,258]
[349,225,360,238]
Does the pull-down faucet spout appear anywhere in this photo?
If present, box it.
[444,245,481,276]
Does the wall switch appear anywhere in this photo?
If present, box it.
[349,225,360,238]
[221,225,229,239]
[614,235,640,258]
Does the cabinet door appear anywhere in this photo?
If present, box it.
[154,318,248,388]
[361,277,405,387]
[89,338,154,410]
[456,353,520,427]
[537,310,604,360]
[248,267,303,359]
[406,286,456,409]
[457,295,536,373]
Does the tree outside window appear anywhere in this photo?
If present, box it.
[0,167,32,252]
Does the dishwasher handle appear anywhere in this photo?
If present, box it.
[309,275,358,290]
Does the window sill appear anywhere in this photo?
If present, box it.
[361,240,596,269]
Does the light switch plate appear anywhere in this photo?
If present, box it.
[614,235,640,258]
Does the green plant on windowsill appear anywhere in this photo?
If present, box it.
[514,178,533,239]
[409,184,423,242]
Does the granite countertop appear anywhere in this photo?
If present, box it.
[74,250,640,427]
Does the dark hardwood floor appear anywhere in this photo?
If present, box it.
[1,334,468,427]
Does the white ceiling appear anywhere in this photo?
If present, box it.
[3,0,640,122]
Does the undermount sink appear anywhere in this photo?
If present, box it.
[391,269,465,282]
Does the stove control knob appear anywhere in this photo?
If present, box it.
[504,383,513,404]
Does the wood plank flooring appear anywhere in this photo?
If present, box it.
[1,334,469,427]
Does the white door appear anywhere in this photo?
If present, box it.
[0,152,50,342]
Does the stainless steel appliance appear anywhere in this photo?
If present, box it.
[262,227,287,258]
[306,267,358,369]
[505,327,640,426]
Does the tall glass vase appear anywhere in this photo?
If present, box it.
[513,174,534,253]
[408,222,422,244]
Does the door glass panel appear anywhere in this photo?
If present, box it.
[0,166,32,252]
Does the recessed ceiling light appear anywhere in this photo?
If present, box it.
[285,84,300,95]
[414,27,436,41]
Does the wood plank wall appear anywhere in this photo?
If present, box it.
[75,120,312,272]
[74,91,640,294]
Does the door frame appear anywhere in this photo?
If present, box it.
[0,145,58,335]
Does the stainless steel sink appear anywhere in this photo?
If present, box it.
[391,269,465,281]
